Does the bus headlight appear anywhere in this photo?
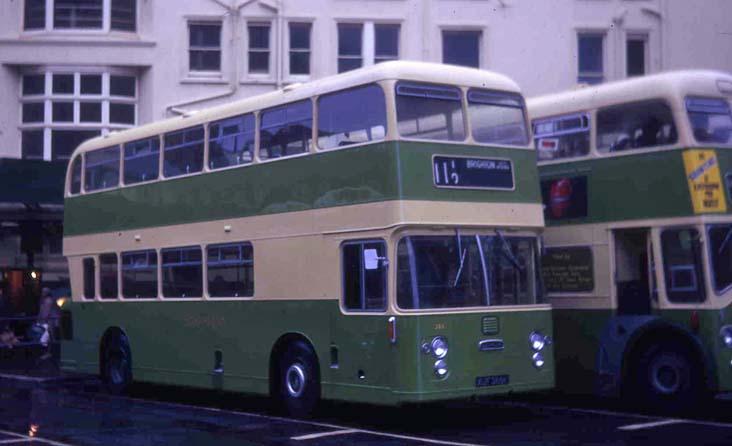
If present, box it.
[532,352,545,369]
[721,326,732,348]
[530,332,546,351]
[434,359,448,379]
[431,336,448,358]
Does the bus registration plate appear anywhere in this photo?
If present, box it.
[433,155,514,190]
[475,374,510,387]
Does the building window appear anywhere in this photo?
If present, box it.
[24,0,137,32]
[627,34,647,77]
[442,30,481,68]
[189,22,222,72]
[248,22,271,74]
[24,0,46,30]
[288,22,311,76]
[338,22,400,73]
[22,130,44,159]
[111,0,136,32]
[338,23,363,73]
[19,70,137,161]
[375,24,399,64]
[54,0,103,29]
[578,33,604,84]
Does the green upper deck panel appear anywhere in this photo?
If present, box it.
[64,141,541,236]
[538,147,732,226]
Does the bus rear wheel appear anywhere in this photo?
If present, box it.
[277,341,320,417]
[633,342,701,413]
[101,334,132,395]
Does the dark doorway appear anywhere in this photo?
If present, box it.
[614,228,653,315]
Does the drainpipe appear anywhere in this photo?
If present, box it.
[166,0,249,116]
[276,0,284,89]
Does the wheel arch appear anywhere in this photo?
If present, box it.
[98,326,130,376]
[268,332,320,398]
[620,320,714,393]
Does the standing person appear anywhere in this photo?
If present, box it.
[0,286,19,348]
[35,288,59,361]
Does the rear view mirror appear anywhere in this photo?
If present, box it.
[364,249,380,270]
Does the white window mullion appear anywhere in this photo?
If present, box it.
[43,127,52,161]
[363,22,375,66]
[102,0,112,32]
[46,0,54,31]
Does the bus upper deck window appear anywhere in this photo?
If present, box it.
[69,156,82,194]
[124,136,160,184]
[163,125,204,178]
[259,100,313,160]
[686,97,732,145]
[533,113,590,161]
[597,100,677,152]
[395,82,465,142]
[318,84,386,150]
[468,89,528,146]
[84,145,120,192]
[209,114,255,169]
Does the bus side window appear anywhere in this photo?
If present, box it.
[82,257,95,300]
[533,113,590,161]
[99,253,119,299]
[259,100,313,160]
[207,242,254,298]
[597,100,677,152]
[163,125,204,178]
[85,146,120,192]
[317,84,386,150]
[660,228,705,303]
[342,241,387,312]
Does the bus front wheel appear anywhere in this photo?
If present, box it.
[278,341,320,417]
[633,342,701,413]
[101,333,132,395]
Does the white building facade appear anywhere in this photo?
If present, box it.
[1,0,731,162]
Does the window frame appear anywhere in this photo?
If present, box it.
[577,31,606,85]
[394,81,467,143]
[533,112,592,162]
[660,227,707,304]
[595,98,679,154]
[206,242,254,298]
[23,0,138,33]
[247,21,272,76]
[287,21,312,79]
[441,28,482,69]
[19,69,137,162]
[340,239,389,313]
[188,21,223,75]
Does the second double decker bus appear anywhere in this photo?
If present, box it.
[60,61,553,415]
[529,70,732,410]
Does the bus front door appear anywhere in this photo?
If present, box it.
[613,228,656,316]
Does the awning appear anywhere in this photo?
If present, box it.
[0,158,66,221]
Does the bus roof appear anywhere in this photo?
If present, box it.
[527,70,732,119]
[70,61,523,158]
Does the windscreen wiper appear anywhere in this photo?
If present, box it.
[496,230,523,270]
[718,226,732,255]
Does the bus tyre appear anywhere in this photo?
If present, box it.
[101,334,132,395]
[633,343,701,413]
[278,341,320,417]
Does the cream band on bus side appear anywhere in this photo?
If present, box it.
[683,149,727,214]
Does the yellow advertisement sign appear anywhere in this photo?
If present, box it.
[682,149,727,214]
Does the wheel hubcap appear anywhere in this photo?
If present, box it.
[286,363,306,397]
[651,361,681,394]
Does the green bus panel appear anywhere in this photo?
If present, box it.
[64,142,541,236]
[60,300,553,404]
[539,148,732,226]
[552,307,732,394]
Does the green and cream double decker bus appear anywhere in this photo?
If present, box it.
[529,70,732,410]
[60,61,553,415]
